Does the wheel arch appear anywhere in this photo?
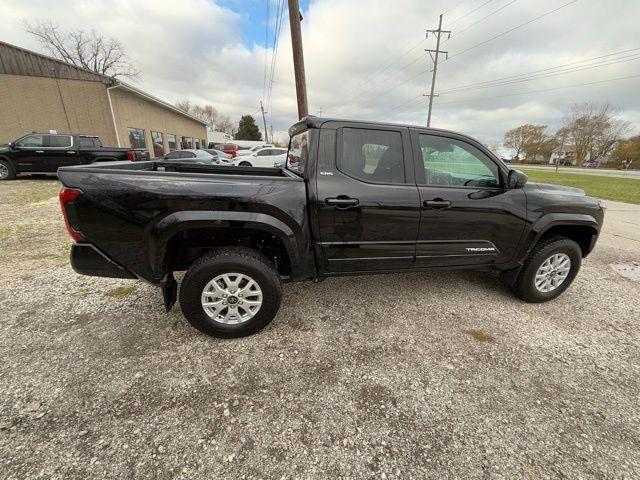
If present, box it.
[528,213,600,258]
[149,210,308,280]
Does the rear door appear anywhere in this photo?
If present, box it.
[315,123,421,272]
[45,135,78,169]
[410,130,526,267]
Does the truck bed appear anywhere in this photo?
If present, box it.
[57,160,310,284]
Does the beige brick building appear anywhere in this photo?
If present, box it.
[0,41,207,158]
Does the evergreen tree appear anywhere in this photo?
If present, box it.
[235,115,262,141]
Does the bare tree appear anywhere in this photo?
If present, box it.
[563,103,631,164]
[175,100,234,135]
[23,20,139,79]
[175,99,193,114]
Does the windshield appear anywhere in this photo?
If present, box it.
[287,130,308,176]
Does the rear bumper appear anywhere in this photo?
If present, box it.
[71,243,137,279]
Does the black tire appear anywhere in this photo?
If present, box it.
[513,235,582,303]
[179,247,282,338]
[238,161,252,167]
[0,159,16,180]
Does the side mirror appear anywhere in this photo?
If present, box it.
[8,142,17,150]
[508,169,528,189]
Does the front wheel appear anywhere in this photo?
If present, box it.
[513,236,582,303]
[238,161,252,167]
[0,160,16,180]
[179,247,282,337]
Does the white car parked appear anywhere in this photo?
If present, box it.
[233,147,288,167]
[236,144,275,156]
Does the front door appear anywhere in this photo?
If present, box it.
[410,130,526,267]
[316,124,421,272]
[12,133,46,172]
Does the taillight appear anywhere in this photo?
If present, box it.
[59,188,85,242]
[127,150,136,161]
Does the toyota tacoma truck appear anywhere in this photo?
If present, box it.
[58,117,605,338]
[0,132,149,180]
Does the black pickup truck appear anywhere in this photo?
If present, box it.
[0,132,148,180]
[58,117,605,338]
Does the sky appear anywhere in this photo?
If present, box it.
[1,0,639,148]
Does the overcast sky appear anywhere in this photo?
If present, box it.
[1,0,639,146]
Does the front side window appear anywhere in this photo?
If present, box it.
[164,151,181,160]
[47,135,73,148]
[167,134,177,151]
[339,128,404,184]
[257,149,271,156]
[128,128,147,149]
[151,131,165,157]
[16,134,45,148]
[419,134,499,188]
[287,130,308,175]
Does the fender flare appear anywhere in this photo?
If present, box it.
[147,210,304,277]
[523,212,600,256]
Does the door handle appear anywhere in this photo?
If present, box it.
[325,196,359,209]
[424,198,452,210]
[35,150,44,153]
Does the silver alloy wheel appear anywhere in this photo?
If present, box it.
[0,163,9,179]
[201,273,263,324]
[534,253,571,293]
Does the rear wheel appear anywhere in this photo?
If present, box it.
[513,236,582,303]
[0,160,16,180]
[179,247,282,337]
[239,161,252,167]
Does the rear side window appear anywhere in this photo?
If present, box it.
[78,137,99,148]
[287,130,308,175]
[339,128,404,184]
[47,135,72,148]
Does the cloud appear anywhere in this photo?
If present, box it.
[1,0,638,144]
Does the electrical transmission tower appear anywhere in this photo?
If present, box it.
[425,14,451,127]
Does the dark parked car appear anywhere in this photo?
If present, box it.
[0,132,148,180]
[58,117,605,338]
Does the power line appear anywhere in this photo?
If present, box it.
[436,73,640,105]
[266,0,286,118]
[447,0,519,40]
[263,0,270,99]
[439,49,640,94]
[446,0,493,28]
[444,0,578,63]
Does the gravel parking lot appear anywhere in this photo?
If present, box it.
[1,178,639,479]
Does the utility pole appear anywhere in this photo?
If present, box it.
[288,0,308,119]
[260,100,269,143]
[425,14,450,127]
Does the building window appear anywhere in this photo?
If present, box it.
[151,131,165,157]
[128,128,147,149]
[167,134,177,151]
[181,136,193,149]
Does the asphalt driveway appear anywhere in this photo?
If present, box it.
[1,179,639,479]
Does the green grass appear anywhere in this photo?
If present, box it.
[519,169,640,204]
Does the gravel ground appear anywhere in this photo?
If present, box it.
[1,178,639,479]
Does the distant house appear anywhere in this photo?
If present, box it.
[549,146,577,166]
